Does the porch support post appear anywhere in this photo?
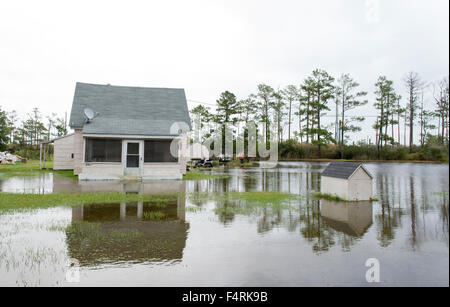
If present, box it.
[39,143,42,169]
[137,201,143,219]
[43,144,46,169]
[120,202,126,221]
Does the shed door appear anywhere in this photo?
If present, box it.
[124,140,143,176]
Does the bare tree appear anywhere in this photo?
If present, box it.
[281,85,300,140]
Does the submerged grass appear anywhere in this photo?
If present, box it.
[0,192,180,213]
[189,191,301,205]
[433,191,449,197]
[143,211,167,220]
[183,170,230,181]
[313,193,347,202]
[66,221,144,243]
[312,192,380,202]
[185,206,203,213]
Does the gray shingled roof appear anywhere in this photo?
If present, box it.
[321,162,372,180]
[69,82,191,136]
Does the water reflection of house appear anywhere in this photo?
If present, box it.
[53,178,186,195]
[66,182,188,266]
[320,200,373,236]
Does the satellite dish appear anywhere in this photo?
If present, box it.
[84,108,95,121]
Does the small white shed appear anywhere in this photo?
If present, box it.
[320,162,373,201]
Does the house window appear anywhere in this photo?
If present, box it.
[144,140,178,162]
[85,139,122,162]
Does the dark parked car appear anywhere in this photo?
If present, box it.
[195,159,213,168]
[218,155,232,163]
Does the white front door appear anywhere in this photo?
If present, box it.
[124,140,143,176]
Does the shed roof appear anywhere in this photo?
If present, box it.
[321,162,373,180]
[69,82,191,136]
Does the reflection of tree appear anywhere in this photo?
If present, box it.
[375,203,402,247]
[374,174,404,247]
[212,196,372,254]
[215,200,236,225]
[439,193,449,245]
[256,206,283,234]
[409,177,417,248]
[298,198,336,253]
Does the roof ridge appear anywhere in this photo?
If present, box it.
[76,82,185,91]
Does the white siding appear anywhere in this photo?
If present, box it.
[321,176,349,199]
[73,129,84,175]
[53,134,75,170]
[347,167,373,201]
[79,162,123,180]
[142,163,183,180]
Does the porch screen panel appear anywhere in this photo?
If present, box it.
[85,139,122,162]
[144,140,178,162]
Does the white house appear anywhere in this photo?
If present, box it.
[52,82,191,180]
[320,162,373,201]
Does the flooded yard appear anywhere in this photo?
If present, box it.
[0,162,448,286]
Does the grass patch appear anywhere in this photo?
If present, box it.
[0,192,180,213]
[226,159,256,167]
[433,191,449,197]
[143,211,167,220]
[313,193,347,202]
[0,160,52,170]
[0,160,77,180]
[183,170,230,181]
[53,170,78,180]
[189,191,301,206]
[185,206,203,213]
[312,192,380,202]
[66,221,143,243]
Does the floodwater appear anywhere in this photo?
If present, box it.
[0,162,448,287]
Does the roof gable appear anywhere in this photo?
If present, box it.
[321,162,373,180]
[69,82,191,136]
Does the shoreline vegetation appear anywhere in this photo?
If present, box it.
[0,191,300,213]
[1,189,446,214]
[312,192,380,202]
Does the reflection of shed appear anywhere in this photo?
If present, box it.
[320,162,373,201]
[320,200,373,236]
[67,194,188,266]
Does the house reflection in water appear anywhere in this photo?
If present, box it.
[66,181,189,266]
[320,200,373,237]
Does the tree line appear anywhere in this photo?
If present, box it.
[0,107,68,154]
[190,69,449,160]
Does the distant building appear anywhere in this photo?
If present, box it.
[320,162,373,201]
[52,82,191,180]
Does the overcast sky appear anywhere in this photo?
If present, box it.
[1,0,448,142]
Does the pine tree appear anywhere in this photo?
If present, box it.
[305,69,335,158]
[335,73,368,158]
